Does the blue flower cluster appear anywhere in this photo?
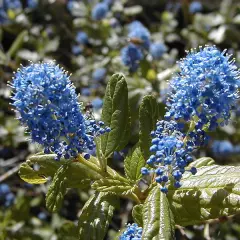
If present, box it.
[92,68,107,82]
[27,0,38,9]
[150,43,167,60]
[0,0,22,24]
[141,120,197,193]
[120,223,142,240]
[121,44,143,72]
[166,46,239,131]
[128,21,151,50]
[11,62,110,160]
[76,31,89,45]
[211,140,240,157]
[91,2,109,21]
[121,20,166,72]
[0,184,15,207]
[72,31,89,55]
[189,1,203,14]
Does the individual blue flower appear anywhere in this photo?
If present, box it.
[121,44,143,72]
[72,45,82,55]
[91,2,109,21]
[103,0,114,6]
[0,0,22,24]
[0,184,15,207]
[0,9,8,24]
[127,21,145,33]
[92,68,107,81]
[27,0,38,9]
[120,223,142,240]
[11,62,109,160]
[166,46,240,131]
[81,87,91,96]
[189,1,203,13]
[76,31,88,45]
[128,22,151,49]
[150,42,167,60]
[141,120,197,193]
[92,97,103,110]
[3,0,22,9]
[211,140,240,157]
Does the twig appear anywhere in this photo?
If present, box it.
[0,164,20,183]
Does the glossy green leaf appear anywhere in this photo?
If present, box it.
[168,159,240,226]
[92,178,133,195]
[46,164,69,212]
[142,186,175,240]
[19,153,101,188]
[124,147,145,182]
[99,73,130,159]
[139,95,163,159]
[19,163,49,184]
[78,192,118,240]
[132,204,143,227]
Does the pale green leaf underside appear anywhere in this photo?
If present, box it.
[168,159,240,226]
[142,186,175,240]
[92,178,133,195]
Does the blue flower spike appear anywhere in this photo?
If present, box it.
[166,46,240,132]
[120,223,142,240]
[141,120,197,193]
[11,62,110,160]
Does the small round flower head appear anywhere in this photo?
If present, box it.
[81,87,91,96]
[92,68,107,81]
[11,62,108,160]
[141,120,196,193]
[3,0,22,9]
[211,140,235,157]
[27,0,38,9]
[150,42,167,60]
[189,1,203,13]
[166,46,240,131]
[72,45,82,55]
[91,2,109,21]
[128,23,151,49]
[92,97,103,110]
[120,223,142,240]
[0,184,15,207]
[0,0,22,24]
[127,20,145,33]
[121,44,143,72]
[76,31,88,45]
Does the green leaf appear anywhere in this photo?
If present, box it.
[132,204,143,227]
[142,186,175,240]
[168,160,240,226]
[19,163,49,184]
[139,95,163,159]
[124,147,145,182]
[99,73,130,159]
[19,153,101,188]
[46,164,69,212]
[92,178,133,195]
[6,30,28,58]
[78,192,118,240]
[188,157,215,168]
